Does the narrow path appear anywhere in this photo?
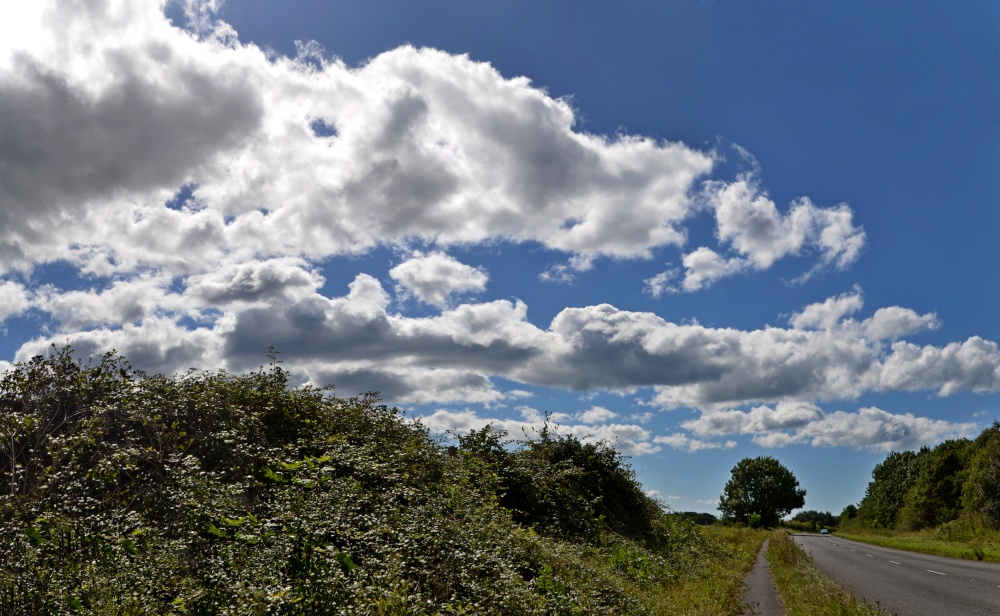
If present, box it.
[741,539,785,616]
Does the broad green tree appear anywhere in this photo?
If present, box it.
[719,456,805,528]
[856,450,921,528]
[962,422,1000,527]
[896,439,971,530]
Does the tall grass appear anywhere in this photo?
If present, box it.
[637,526,767,615]
[767,532,889,616]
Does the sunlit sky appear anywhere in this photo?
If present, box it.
[3,0,1000,515]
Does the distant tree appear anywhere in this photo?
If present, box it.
[839,504,858,525]
[719,456,806,528]
[791,510,837,530]
[677,511,718,526]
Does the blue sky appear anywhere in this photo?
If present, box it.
[2,0,1000,516]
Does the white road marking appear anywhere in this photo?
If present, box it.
[865,554,874,558]
[889,561,900,565]
[926,570,947,576]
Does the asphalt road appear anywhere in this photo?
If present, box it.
[792,534,1000,616]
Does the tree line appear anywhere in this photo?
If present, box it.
[844,423,1000,531]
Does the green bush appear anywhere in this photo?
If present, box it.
[0,347,716,615]
[458,423,668,547]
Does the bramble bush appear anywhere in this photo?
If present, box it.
[0,348,723,615]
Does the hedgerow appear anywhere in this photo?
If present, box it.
[0,348,715,615]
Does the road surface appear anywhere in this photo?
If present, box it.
[793,534,1000,616]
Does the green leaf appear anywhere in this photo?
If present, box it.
[335,551,356,573]
[206,524,228,539]
[25,526,43,546]
[122,538,138,555]
[263,467,286,483]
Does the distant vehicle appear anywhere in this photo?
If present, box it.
[820,528,829,534]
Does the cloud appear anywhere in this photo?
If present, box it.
[579,406,617,424]
[0,0,263,273]
[35,274,187,331]
[0,0,869,293]
[658,172,867,291]
[879,337,1000,396]
[186,258,324,306]
[0,281,30,321]
[646,170,868,293]
[390,251,488,308]
[643,269,675,298]
[789,288,865,330]
[863,306,940,341]
[653,433,737,452]
[16,315,230,376]
[754,407,977,451]
[684,401,825,435]
[0,1,995,458]
[414,407,661,456]
[685,403,977,452]
[14,268,999,415]
[180,0,227,34]
[315,366,503,404]
[677,247,748,292]
[707,174,866,273]
[14,262,1000,413]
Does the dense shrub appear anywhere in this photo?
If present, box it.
[457,424,668,547]
[676,512,718,526]
[0,348,708,615]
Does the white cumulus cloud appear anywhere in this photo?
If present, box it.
[684,402,976,452]
[390,252,488,308]
[1,0,996,458]
[653,433,737,452]
[579,406,617,424]
[752,407,977,451]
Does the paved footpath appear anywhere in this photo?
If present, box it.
[741,539,785,616]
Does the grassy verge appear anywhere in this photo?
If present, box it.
[767,531,889,616]
[838,526,1000,562]
[636,526,767,615]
